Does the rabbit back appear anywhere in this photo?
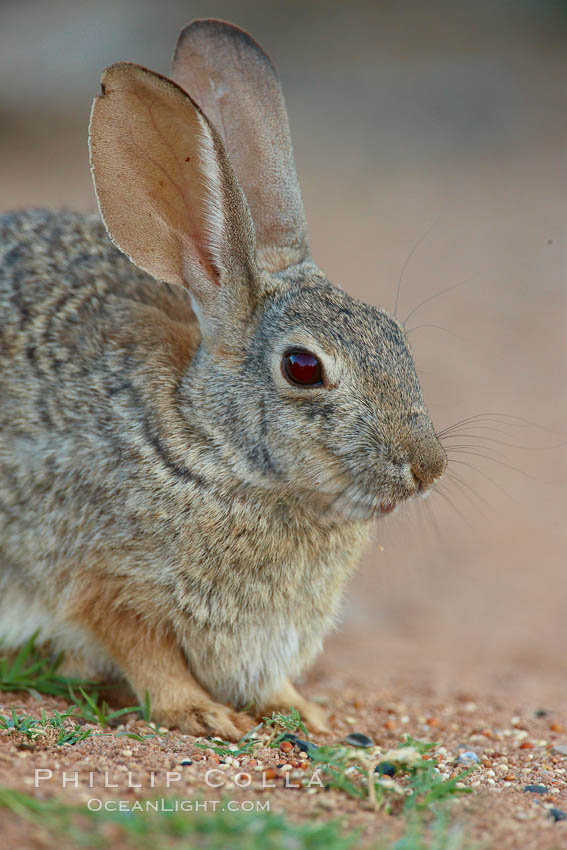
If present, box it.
[0,208,198,623]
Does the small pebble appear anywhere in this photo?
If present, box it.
[549,808,567,823]
[535,709,549,718]
[375,762,396,777]
[552,745,567,757]
[345,732,373,748]
[524,784,548,794]
[457,751,479,765]
[180,759,193,766]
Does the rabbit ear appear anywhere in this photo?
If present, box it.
[171,18,309,274]
[89,62,257,332]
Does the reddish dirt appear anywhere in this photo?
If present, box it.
[1,677,567,849]
[1,2,566,848]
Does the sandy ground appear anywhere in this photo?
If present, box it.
[1,681,567,849]
[0,1,566,847]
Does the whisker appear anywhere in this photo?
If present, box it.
[447,458,519,502]
[441,441,511,462]
[437,412,561,438]
[393,215,441,318]
[411,488,430,542]
[432,485,474,530]
[404,323,464,343]
[445,449,539,481]
[422,496,445,548]
[440,426,517,438]
[323,481,354,518]
[402,273,478,328]
[444,471,491,517]
[440,429,566,451]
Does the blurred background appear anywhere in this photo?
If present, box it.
[1,0,566,707]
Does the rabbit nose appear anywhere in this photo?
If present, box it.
[409,440,447,492]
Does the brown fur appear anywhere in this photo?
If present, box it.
[0,21,446,738]
[68,569,252,737]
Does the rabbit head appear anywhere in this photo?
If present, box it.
[89,19,446,524]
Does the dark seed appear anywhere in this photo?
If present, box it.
[524,784,548,794]
[375,762,396,777]
[279,733,318,758]
[296,738,317,757]
[279,733,301,745]
[535,709,549,718]
[345,733,373,748]
[180,759,193,766]
[549,808,567,822]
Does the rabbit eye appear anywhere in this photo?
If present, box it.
[282,350,323,387]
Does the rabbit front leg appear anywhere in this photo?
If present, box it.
[262,678,330,735]
[120,630,252,740]
[68,588,252,740]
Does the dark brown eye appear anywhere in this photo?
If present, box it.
[282,350,323,387]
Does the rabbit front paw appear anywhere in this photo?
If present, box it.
[263,679,330,735]
[153,701,253,741]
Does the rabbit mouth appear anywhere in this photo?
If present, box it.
[309,452,417,521]
[343,495,401,522]
[320,484,404,522]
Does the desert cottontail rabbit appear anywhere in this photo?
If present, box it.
[0,19,446,738]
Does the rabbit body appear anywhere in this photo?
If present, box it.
[0,21,446,736]
[0,210,369,714]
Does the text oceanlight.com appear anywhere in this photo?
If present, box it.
[87,799,270,813]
